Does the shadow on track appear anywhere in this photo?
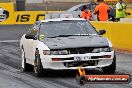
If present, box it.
[24,68,103,78]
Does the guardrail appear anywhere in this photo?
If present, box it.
[91,21,132,52]
[126,9,132,18]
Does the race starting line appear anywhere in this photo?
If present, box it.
[0,40,20,43]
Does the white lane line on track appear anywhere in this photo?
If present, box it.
[0,40,20,43]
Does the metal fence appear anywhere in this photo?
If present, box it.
[0,0,12,2]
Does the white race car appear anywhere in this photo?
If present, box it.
[20,18,116,77]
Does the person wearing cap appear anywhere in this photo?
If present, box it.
[116,0,126,21]
[94,0,110,21]
[81,5,92,20]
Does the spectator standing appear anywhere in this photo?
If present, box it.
[94,0,110,21]
[116,0,126,21]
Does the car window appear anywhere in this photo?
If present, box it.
[75,8,78,11]
[27,29,38,36]
[40,20,98,38]
[87,4,91,10]
[79,6,83,11]
[27,21,41,35]
[79,4,91,11]
[27,26,38,36]
[33,21,41,30]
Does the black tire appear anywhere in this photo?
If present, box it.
[76,76,87,86]
[102,55,116,74]
[21,48,29,72]
[34,50,44,77]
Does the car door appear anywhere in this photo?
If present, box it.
[24,23,40,64]
[28,22,41,64]
[24,29,36,64]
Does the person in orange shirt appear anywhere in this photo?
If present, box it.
[94,0,110,21]
[81,5,93,20]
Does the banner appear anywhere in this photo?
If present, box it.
[0,3,14,24]
[14,11,45,24]
[14,11,60,24]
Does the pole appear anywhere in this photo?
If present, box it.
[44,0,48,14]
[16,0,25,11]
[80,0,82,3]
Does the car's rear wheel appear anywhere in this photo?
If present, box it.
[21,48,29,72]
[102,55,116,74]
[34,50,44,77]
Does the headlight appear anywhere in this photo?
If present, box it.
[92,48,101,53]
[43,50,50,55]
[102,47,113,52]
[43,50,69,55]
[92,47,113,53]
[51,50,69,55]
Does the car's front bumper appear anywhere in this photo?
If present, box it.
[40,51,114,70]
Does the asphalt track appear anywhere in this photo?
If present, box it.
[0,25,132,88]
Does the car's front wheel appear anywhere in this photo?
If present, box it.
[34,50,44,77]
[21,48,29,72]
[102,55,116,74]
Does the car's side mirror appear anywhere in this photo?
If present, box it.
[39,34,45,41]
[25,34,37,40]
[99,30,106,35]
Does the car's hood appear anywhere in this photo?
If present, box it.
[43,36,109,49]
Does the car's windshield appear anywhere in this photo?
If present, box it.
[40,20,98,38]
